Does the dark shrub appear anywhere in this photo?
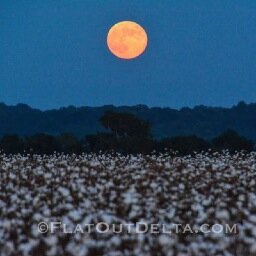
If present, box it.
[0,135,25,154]
[160,135,210,155]
[212,129,254,152]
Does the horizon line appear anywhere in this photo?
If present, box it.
[0,100,252,112]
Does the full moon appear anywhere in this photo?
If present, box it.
[107,21,148,59]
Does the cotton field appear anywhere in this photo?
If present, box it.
[1,152,256,256]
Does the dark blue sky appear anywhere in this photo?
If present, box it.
[1,1,256,109]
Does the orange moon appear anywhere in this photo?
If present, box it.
[107,21,148,59]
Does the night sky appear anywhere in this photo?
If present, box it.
[1,1,256,109]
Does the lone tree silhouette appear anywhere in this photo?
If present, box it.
[100,111,151,138]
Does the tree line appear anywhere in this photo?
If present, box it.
[0,111,254,155]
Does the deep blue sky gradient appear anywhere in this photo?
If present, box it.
[1,0,256,109]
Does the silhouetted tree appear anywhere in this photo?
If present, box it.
[212,129,254,152]
[88,111,154,154]
[100,111,151,138]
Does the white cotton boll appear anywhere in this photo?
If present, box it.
[250,244,256,254]
[32,196,40,206]
[18,240,37,255]
[0,200,5,209]
[105,181,114,188]
[251,227,256,237]
[2,241,15,255]
[87,186,97,195]
[123,192,138,205]
[101,213,114,223]
[20,206,28,214]
[44,172,52,179]
[179,183,185,190]
[110,236,121,246]
[167,209,176,219]
[249,180,256,187]
[42,208,51,217]
[150,182,158,189]
[84,199,92,208]
[249,193,256,207]
[248,215,256,224]
[47,246,58,256]
[202,198,211,206]
[2,220,11,230]
[45,236,58,246]
[9,173,16,180]
[10,194,18,202]
[164,162,171,168]
[64,203,75,210]
[68,210,82,222]
[129,210,138,219]
[158,235,170,246]
[58,187,70,197]
[31,224,41,237]
[216,209,230,220]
